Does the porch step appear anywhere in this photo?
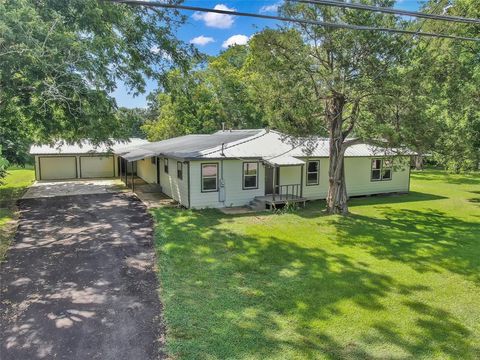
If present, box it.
[248,198,266,211]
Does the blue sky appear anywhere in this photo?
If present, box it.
[113,0,422,108]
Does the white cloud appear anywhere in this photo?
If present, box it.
[259,1,282,14]
[222,34,249,48]
[193,4,235,29]
[190,35,215,46]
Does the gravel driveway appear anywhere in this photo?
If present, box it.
[0,193,164,359]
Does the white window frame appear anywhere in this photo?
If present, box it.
[371,158,393,182]
[242,162,259,190]
[201,163,218,192]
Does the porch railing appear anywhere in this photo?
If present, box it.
[273,183,301,201]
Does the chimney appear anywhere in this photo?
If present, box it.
[221,122,225,131]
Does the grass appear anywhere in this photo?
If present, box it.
[152,170,480,359]
[0,166,35,260]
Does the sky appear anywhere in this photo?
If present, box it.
[112,0,422,108]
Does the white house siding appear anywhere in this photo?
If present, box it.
[159,157,189,207]
[344,156,410,196]
[189,160,265,209]
[136,157,157,184]
[299,156,410,200]
[302,158,329,200]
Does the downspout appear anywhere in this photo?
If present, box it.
[219,159,226,206]
[187,161,191,208]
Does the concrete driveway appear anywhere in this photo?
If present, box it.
[22,179,126,199]
[0,193,164,359]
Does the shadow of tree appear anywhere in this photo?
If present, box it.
[153,208,479,359]
[1,193,163,360]
[333,208,480,283]
[411,171,480,185]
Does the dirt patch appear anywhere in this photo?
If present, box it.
[0,193,164,359]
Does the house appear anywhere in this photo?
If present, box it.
[30,129,411,209]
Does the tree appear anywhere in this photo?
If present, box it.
[248,1,408,214]
[0,0,193,168]
[143,46,266,140]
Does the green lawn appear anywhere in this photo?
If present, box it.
[152,170,480,359]
[0,166,35,260]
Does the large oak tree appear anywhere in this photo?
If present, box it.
[0,0,193,165]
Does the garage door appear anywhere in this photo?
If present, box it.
[39,157,77,180]
[80,156,115,178]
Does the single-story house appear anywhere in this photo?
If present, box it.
[30,129,412,209]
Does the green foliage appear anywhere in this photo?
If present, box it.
[0,0,193,166]
[143,46,267,140]
[0,149,8,185]
[152,170,480,359]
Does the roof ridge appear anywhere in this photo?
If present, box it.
[196,129,268,158]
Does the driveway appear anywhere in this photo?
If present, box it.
[22,179,126,199]
[0,193,164,359]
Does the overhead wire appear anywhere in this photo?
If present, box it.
[110,0,480,42]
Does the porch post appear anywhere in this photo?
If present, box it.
[131,161,135,193]
[272,166,276,202]
[125,160,128,185]
[300,164,304,198]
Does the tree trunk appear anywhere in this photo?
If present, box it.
[326,95,349,215]
[415,153,423,170]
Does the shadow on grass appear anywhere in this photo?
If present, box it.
[411,170,480,185]
[333,208,480,284]
[153,208,479,359]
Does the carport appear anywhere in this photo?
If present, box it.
[116,148,157,192]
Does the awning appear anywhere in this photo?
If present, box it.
[121,149,157,162]
[263,155,305,166]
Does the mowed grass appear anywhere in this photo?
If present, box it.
[0,166,35,260]
[152,170,480,359]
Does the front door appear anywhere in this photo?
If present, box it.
[265,166,280,195]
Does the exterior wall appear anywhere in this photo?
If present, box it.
[188,156,410,209]
[35,154,119,180]
[136,157,157,184]
[159,157,189,207]
[344,157,410,196]
[300,156,410,200]
[189,159,265,209]
[302,158,329,199]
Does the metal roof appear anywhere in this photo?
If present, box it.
[116,130,263,160]
[263,154,306,166]
[30,138,149,155]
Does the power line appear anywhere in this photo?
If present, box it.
[294,0,480,25]
[111,0,480,42]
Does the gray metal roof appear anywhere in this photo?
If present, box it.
[30,138,149,155]
[117,130,263,160]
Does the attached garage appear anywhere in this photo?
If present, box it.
[39,156,77,180]
[80,156,115,178]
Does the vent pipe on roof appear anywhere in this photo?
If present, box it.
[221,122,225,131]
[221,143,225,156]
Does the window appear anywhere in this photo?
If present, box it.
[151,157,156,165]
[201,163,218,192]
[243,162,258,189]
[177,161,183,180]
[164,158,169,173]
[382,159,392,180]
[371,159,393,181]
[306,160,320,186]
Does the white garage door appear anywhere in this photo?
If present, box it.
[39,157,77,180]
[80,156,115,178]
